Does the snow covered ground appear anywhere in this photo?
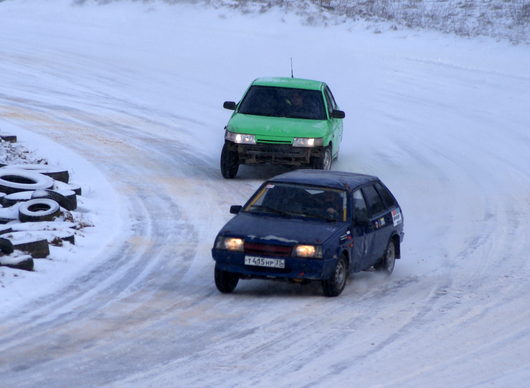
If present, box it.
[0,0,529,387]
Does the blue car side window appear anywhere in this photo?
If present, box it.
[362,185,386,216]
[353,190,368,223]
[374,182,396,208]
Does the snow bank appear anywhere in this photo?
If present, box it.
[0,121,128,314]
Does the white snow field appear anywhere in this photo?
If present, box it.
[1,1,529,387]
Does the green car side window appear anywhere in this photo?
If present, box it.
[323,86,337,116]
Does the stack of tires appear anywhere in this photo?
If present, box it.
[0,165,81,271]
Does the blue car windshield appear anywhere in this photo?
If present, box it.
[244,183,347,222]
[238,86,327,120]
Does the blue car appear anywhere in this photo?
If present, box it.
[211,170,404,296]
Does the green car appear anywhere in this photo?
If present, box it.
[220,77,345,178]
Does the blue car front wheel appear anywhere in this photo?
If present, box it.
[215,264,239,293]
[322,254,348,297]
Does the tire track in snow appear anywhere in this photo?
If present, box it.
[0,93,263,387]
[1,8,530,387]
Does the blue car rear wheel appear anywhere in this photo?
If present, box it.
[375,240,396,275]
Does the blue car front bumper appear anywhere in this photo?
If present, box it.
[212,249,337,281]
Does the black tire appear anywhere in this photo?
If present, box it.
[53,181,82,196]
[1,191,33,207]
[311,146,332,170]
[220,143,239,179]
[0,226,13,236]
[13,257,34,271]
[58,230,76,245]
[0,135,17,143]
[322,254,348,297]
[0,256,34,271]
[31,189,77,211]
[18,199,61,223]
[12,239,50,258]
[0,237,14,255]
[214,264,239,293]
[0,169,54,194]
[0,215,17,224]
[375,239,397,275]
[5,164,70,183]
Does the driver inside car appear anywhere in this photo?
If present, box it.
[320,191,342,220]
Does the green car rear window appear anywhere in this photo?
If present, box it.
[238,86,326,120]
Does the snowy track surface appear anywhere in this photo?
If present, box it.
[1,2,529,387]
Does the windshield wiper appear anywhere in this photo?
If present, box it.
[302,212,339,222]
[249,205,292,218]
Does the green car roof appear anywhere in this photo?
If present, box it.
[252,77,324,91]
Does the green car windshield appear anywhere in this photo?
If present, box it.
[244,182,347,222]
[238,86,326,120]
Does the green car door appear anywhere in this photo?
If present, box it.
[322,84,344,159]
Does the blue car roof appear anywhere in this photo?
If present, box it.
[268,170,378,191]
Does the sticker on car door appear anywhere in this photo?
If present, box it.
[392,208,402,226]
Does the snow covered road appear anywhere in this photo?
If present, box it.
[0,1,529,387]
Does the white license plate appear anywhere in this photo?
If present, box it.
[244,255,285,269]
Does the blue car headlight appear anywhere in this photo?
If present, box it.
[294,244,323,258]
[215,236,244,251]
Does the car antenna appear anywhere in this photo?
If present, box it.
[290,57,294,78]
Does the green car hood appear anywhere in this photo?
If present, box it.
[227,113,328,140]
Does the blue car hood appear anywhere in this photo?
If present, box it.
[220,212,344,245]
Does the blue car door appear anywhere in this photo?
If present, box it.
[361,184,390,267]
[350,189,375,271]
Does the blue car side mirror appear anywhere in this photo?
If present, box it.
[230,205,242,214]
